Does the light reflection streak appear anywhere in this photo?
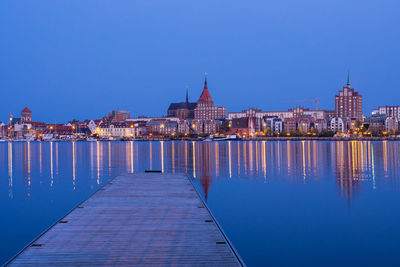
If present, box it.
[185,141,188,173]
[383,141,388,175]
[302,141,306,181]
[96,141,100,184]
[50,142,53,186]
[39,142,42,175]
[287,141,291,174]
[371,143,376,189]
[160,141,164,173]
[72,141,76,189]
[262,141,266,179]
[130,141,134,174]
[215,142,219,176]
[56,142,58,174]
[243,142,247,174]
[108,141,111,174]
[192,141,196,178]
[27,141,31,186]
[228,141,232,178]
[249,141,253,172]
[255,141,259,173]
[172,141,175,173]
[149,142,152,170]
[8,142,13,198]
[8,142,12,181]
[237,142,240,174]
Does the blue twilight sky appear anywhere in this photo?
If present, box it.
[1,0,399,123]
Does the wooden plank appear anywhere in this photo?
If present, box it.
[7,173,243,266]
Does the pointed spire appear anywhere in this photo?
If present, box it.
[186,88,189,104]
[347,71,350,87]
[198,72,213,106]
[204,72,208,89]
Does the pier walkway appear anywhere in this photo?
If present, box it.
[7,173,243,266]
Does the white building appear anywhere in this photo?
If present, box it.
[96,123,136,138]
[329,117,348,133]
[228,107,334,120]
[385,117,399,132]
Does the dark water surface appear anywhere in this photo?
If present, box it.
[1,141,400,266]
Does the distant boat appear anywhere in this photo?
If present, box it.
[203,134,241,141]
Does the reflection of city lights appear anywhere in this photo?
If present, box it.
[160,141,164,173]
[130,141,134,174]
[149,142,152,170]
[215,142,219,176]
[383,141,388,174]
[172,141,175,173]
[192,141,196,178]
[50,142,53,181]
[185,141,188,173]
[228,141,232,178]
[302,141,306,181]
[73,141,76,187]
[8,142,13,187]
[96,141,100,184]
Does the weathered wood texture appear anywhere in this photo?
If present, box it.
[7,173,242,266]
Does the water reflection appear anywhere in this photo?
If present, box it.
[2,141,400,201]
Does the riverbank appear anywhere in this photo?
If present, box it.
[1,136,400,142]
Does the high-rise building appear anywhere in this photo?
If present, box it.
[334,74,363,121]
[194,75,226,120]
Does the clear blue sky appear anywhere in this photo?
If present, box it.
[1,0,399,123]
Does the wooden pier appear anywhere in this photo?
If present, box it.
[7,173,243,266]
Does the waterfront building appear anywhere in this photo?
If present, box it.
[284,118,298,133]
[385,117,399,132]
[372,106,400,120]
[21,107,32,122]
[264,116,284,134]
[228,107,334,121]
[335,74,363,121]
[178,120,190,135]
[148,119,169,135]
[230,117,254,136]
[165,122,178,135]
[0,122,6,138]
[363,115,386,133]
[297,117,312,133]
[109,110,130,122]
[314,118,328,133]
[167,90,197,119]
[194,75,226,120]
[96,122,135,138]
[329,117,350,133]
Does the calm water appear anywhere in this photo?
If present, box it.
[1,141,400,266]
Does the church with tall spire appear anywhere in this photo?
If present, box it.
[194,73,226,120]
[167,88,197,119]
[167,73,226,121]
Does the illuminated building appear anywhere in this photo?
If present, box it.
[109,110,130,122]
[167,89,197,119]
[194,75,226,120]
[335,74,363,121]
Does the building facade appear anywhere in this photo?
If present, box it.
[194,75,226,120]
[167,90,197,119]
[334,75,363,121]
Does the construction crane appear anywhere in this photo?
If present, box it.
[284,98,320,119]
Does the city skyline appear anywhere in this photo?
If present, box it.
[0,73,393,123]
[1,0,400,122]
